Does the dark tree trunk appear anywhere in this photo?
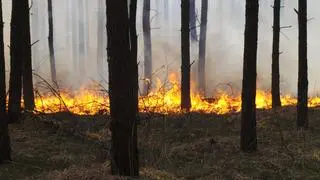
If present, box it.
[0,0,11,164]
[181,0,191,111]
[197,0,208,96]
[22,0,35,112]
[143,0,152,95]
[189,0,197,42]
[97,0,104,78]
[78,0,86,82]
[240,0,259,153]
[47,0,57,84]
[8,1,24,123]
[297,0,308,130]
[106,0,139,176]
[271,0,281,108]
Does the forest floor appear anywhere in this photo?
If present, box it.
[1,107,320,179]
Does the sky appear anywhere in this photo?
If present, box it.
[2,0,320,96]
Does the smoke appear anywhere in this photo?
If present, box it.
[2,0,320,96]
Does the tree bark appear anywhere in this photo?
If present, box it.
[47,0,57,84]
[297,0,308,130]
[0,0,11,164]
[143,0,152,95]
[181,0,191,111]
[271,0,281,108]
[22,0,35,112]
[240,0,259,153]
[198,0,208,96]
[106,0,139,176]
[189,0,197,42]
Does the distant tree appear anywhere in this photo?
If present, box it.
[0,0,11,164]
[164,0,169,21]
[240,0,259,152]
[97,0,105,78]
[106,0,139,176]
[189,0,197,42]
[72,1,79,79]
[47,0,57,84]
[271,0,281,108]
[197,0,208,96]
[31,0,39,67]
[181,0,191,111]
[296,0,308,129]
[78,0,86,82]
[143,0,152,95]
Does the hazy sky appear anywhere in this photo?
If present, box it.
[2,0,320,96]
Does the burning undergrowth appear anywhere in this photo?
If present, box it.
[31,73,320,116]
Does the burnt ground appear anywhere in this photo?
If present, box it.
[1,107,320,179]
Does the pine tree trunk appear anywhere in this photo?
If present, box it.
[189,0,197,42]
[97,0,104,78]
[181,0,191,111]
[0,0,11,164]
[106,0,139,176]
[297,0,308,130]
[240,0,259,152]
[198,0,208,96]
[8,1,24,123]
[78,0,86,82]
[143,0,152,95]
[22,0,35,111]
[272,0,281,108]
[47,0,57,84]
[31,0,39,68]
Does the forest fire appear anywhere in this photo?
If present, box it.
[33,73,320,115]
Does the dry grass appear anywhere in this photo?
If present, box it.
[1,108,320,179]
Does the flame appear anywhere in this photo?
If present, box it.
[33,73,320,115]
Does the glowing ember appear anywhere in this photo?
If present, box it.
[33,74,320,115]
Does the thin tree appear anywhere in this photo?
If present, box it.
[72,1,79,79]
[31,0,39,68]
[240,0,259,152]
[143,0,152,95]
[78,0,86,82]
[181,0,191,111]
[22,0,35,111]
[296,0,308,129]
[97,0,105,78]
[189,0,197,42]
[47,0,57,84]
[106,0,139,176]
[0,0,11,163]
[271,0,281,109]
[197,0,208,96]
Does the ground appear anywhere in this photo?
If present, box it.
[1,107,320,179]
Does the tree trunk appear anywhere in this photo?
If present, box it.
[22,0,35,112]
[189,0,197,42]
[181,0,191,111]
[31,0,39,68]
[0,0,11,164]
[297,0,308,130]
[143,0,152,95]
[78,0,86,82]
[271,0,281,108]
[47,0,57,84]
[8,1,24,123]
[97,0,104,78]
[240,0,259,153]
[72,1,79,79]
[106,0,139,176]
[164,0,169,21]
[198,0,208,96]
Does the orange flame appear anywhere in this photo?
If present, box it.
[33,73,320,115]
